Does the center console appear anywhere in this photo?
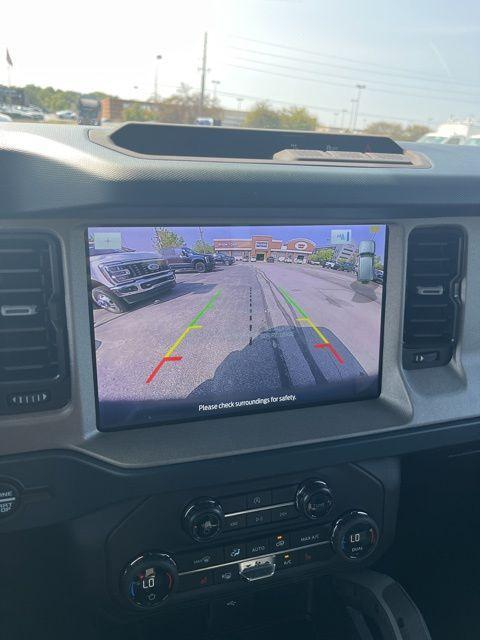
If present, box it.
[96,459,399,615]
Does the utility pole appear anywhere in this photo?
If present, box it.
[352,84,366,132]
[212,79,220,100]
[199,32,208,115]
[154,54,162,104]
[198,227,205,251]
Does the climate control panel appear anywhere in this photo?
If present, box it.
[106,461,398,613]
[121,511,380,609]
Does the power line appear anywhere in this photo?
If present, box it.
[228,62,480,107]
[230,35,476,87]
[229,47,480,96]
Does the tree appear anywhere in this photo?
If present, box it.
[243,102,281,129]
[123,104,157,122]
[21,84,111,113]
[279,106,318,131]
[374,255,384,270]
[156,84,223,124]
[364,120,431,141]
[364,121,405,139]
[312,248,334,262]
[152,228,185,251]
[193,240,214,254]
[401,124,431,141]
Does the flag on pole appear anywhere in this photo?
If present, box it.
[6,49,13,67]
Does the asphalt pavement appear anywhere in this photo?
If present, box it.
[92,262,384,426]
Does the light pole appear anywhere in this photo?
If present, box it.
[237,97,244,111]
[154,54,162,103]
[352,83,366,132]
[212,80,221,100]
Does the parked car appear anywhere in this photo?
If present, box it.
[324,260,335,268]
[89,248,176,313]
[336,262,356,272]
[158,246,215,273]
[213,252,235,265]
[56,110,77,120]
[250,256,257,262]
[285,257,293,263]
[266,256,275,263]
[374,269,384,284]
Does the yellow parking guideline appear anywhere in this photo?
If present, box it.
[164,325,202,358]
[296,316,330,344]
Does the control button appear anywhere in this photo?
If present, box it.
[246,510,272,527]
[8,391,50,407]
[239,556,276,581]
[276,551,299,570]
[221,495,247,513]
[299,545,333,565]
[271,504,299,523]
[413,351,439,364]
[178,571,213,592]
[246,490,272,509]
[177,548,223,572]
[183,498,224,542]
[224,543,246,562]
[331,511,379,561]
[290,526,329,548]
[214,566,240,585]
[296,479,333,520]
[224,513,246,531]
[246,539,268,557]
[121,552,178,609]
[269,533,289,552]
[271,485,297,504]
[0,482,20,518]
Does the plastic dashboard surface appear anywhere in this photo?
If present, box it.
[1,122,480,474]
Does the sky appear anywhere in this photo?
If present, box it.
[89,225,387,257]
[3,0,480,127]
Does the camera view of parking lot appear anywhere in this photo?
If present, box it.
[88,225,385,429]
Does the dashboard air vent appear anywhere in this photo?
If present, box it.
[403,226,464,369]
[0,233,69,414]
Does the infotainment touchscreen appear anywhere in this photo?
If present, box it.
[86,224,387,430]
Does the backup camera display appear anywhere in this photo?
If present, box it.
[87,224,386,430]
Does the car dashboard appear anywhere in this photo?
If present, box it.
[1,121,480,638]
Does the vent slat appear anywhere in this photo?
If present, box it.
[0,235,65,384]
[403,226,464,369]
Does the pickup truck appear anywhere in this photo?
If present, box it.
[158,247,215,272]
[89,247,176,313]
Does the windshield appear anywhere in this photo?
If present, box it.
[2,1,480,142]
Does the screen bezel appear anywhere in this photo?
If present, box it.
[85,224,389,432]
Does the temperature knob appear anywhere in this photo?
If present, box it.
[331,511,379,561]
[121,552,177,609]
[296,479,333,520]
[183,498,224,542]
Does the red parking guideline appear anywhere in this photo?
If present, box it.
[314,343,344,365]
[145,356,182,384]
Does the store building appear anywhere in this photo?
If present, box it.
[213,235,316,262]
